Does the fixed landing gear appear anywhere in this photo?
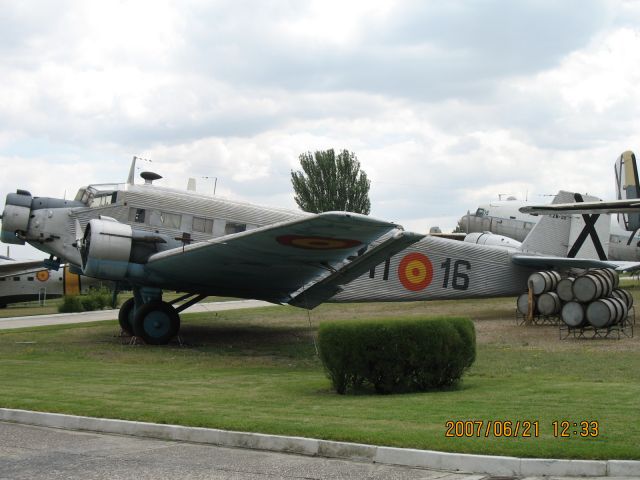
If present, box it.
[132,301,180,345]
[117,287,205,345]
[118,298,135,335]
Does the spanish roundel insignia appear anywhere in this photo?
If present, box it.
[276,235,362,250]
[398,252,433,291]
[36,270,50,282]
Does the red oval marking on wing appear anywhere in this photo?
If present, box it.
[276,235,362,250]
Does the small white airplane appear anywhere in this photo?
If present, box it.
[2,158,637,344]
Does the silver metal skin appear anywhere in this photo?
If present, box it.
[0,260,109,307]
[3,162,637,344]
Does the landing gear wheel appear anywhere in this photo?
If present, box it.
[118,298,136,335]
[132,301,180,345]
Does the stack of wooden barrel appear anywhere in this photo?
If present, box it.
[516,269,633,329]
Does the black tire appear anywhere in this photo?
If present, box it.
[132,301,180,345]
[118,298,136,335]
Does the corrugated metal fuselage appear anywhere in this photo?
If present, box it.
[20,183,533,304]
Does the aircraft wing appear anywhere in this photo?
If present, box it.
[511,254,640,272]
[145,212,423,305]
[0,259,46,278]
[519,199,640,215]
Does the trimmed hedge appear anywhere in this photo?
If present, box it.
[318,316,475,394]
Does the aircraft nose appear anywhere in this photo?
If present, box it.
[1,190,33,245]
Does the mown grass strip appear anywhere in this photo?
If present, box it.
[1,298,639,459]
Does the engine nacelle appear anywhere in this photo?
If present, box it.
[463,232,522,250]
[1,191,33,245]
[81,219,133,280]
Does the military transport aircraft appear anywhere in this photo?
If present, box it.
[2,158,636,344]
[459,151,640,261]
[457,197,640,261]
[0,256,107,308]
[520,151,640,234]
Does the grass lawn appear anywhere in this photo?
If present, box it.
[0,296,639,460]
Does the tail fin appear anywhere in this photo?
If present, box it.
[614,150,640,232]
[521,191,610,259]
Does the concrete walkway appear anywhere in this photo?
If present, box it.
[0,421,481,480]
[0,299,276,330]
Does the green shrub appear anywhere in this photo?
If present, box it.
[58,287,115,313]
[80,287,112,310]
[58,295,85,313]
[318,316,476,395]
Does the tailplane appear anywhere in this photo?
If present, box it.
[521,191,610,260]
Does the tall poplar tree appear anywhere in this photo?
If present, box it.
[290,149,371,214]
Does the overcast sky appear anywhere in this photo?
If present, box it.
[2,0,640,259]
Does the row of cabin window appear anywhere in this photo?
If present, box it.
[128,208,249,235]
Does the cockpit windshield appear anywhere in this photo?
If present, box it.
[475,207,487,217]
[74,184,120,207]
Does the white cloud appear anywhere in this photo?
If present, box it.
[3,0,640,246]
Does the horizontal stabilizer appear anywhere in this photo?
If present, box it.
[287,231,425,309]
[511,254,640,272]
[520,199,640,215]
[0,259,46,278]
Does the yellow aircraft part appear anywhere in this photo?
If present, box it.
[622,150,639,190]
[63,266,81,296]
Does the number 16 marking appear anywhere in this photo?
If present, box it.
[441,258,471,290]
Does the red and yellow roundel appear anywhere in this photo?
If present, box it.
[398,252,433,291]
[276,235,362,250]
[36,270,50,282]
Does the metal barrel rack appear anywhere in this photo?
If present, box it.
[516,268,634,339]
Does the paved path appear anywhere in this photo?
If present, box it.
[0,422,482,480]
[0,300,276,330]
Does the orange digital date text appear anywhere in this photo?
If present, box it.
[445,420,539,438]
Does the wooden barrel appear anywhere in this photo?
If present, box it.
[517,293,535,315]
[556,277,575,302]
[586,298,627,328]
[561,301,586,327]
[536,292,561,315]
[573,274,609,302]
[611,288,634,308]
[528,271,561,295]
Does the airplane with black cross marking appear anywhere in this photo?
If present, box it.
[459,152,640,261]
[2,158,638,344]
[521,151,640,247]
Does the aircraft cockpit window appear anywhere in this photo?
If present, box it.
[129,208,146,224]
[192,217,213,234]
[74,188,92,205]
[90,194,116,208]
[224,222,247,235]
[475,208,487,217]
